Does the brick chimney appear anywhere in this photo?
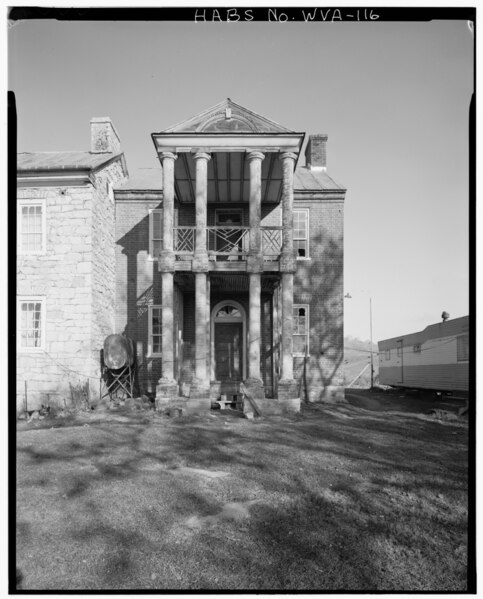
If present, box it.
[90,117,121,154]
[305,134,328,170]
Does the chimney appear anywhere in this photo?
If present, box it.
[90,117,121,154]
[305,134,328,170]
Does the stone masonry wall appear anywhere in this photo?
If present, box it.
[17,184,94,411]
[16,158,126,412]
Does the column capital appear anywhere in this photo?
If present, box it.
[192,151,211,162]
[246,150,265,162]
[279,152,298,163]
[159,151,178,162]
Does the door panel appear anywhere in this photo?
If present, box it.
[214,322,243,380]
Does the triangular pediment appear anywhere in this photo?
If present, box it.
[162,99,295,134]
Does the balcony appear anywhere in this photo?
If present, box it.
[173,226,283,271]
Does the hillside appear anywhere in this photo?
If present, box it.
[343,336,379,388]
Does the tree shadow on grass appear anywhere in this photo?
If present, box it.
[16,406,468,591]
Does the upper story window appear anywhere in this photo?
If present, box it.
[149,209,163,260]
[396,340,403,357]
[148,305,162,357]
[293,209,309,259]
[385,349,391,360]
[413,343,421,353]
[18,297,45,351]
[293,305,309,356]
[18,199,46,254]
[457,334,469,361]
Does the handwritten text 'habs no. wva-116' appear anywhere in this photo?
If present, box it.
[194,8,380,22]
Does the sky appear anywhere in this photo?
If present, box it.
[8,11,474,343]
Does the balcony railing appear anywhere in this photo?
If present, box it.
[173,226,283,262]
[207,226,249,260]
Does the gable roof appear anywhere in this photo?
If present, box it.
[160,98,296,135]
[294,168,346,192]
[17,151,124,172]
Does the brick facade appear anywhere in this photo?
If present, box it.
[18,103,345,412]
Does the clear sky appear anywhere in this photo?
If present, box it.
[9,14,474,342]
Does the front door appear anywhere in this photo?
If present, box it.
[214,322,243,380]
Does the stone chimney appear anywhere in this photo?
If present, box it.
[90,117,121,154]
[305,134,328,170]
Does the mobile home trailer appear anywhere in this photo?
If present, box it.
[378,316,469,393]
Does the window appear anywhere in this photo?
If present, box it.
[413,343,421,353]
[457,334,469,361]
[18,200,46,254]
[148,305,162,356]
[293,305,309,356]
[293,209,309,259]
[18,297,45,351]
[396,340,403,357]
[149,209,163,259]
[385,349,391,360]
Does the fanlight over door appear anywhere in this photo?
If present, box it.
[211,301,246,381]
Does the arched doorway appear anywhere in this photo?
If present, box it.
[211,300,246,381]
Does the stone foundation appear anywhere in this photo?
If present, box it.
[308,385,346,404]
[242,378,265,399]
[277,378,300,401]
[155,379,179,403]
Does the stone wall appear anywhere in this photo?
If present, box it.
[17,184,94,411]
[17,157,126,412]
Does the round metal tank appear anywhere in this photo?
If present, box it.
[103,334,135,370]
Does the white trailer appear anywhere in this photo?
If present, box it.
[378,316,469,392]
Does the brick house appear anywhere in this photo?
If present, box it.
[17,100,345,414]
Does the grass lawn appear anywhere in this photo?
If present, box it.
[15,396,469,591]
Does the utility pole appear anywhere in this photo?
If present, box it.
[369,297,374,389]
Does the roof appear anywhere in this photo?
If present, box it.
[294,168,346,192]
[378,315,469,349]
[114,166,345,194]
[114,168,163,191]
[17,151,123,172]
[159,98,296,135]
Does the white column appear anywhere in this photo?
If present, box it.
[193,152,210,258]
[281,273,294,380]
[280,152,297,261]
[159,152,177,383]
[195,272,208,383]
[247,151,264,259]
[248,273,262,381]
[160,152,177,253]
[279,152,297,382]
[161,272,175,381]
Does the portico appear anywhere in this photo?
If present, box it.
[152,99,304,407]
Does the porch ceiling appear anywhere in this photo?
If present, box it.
[175,273,280,293]
[174,151,284,204]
